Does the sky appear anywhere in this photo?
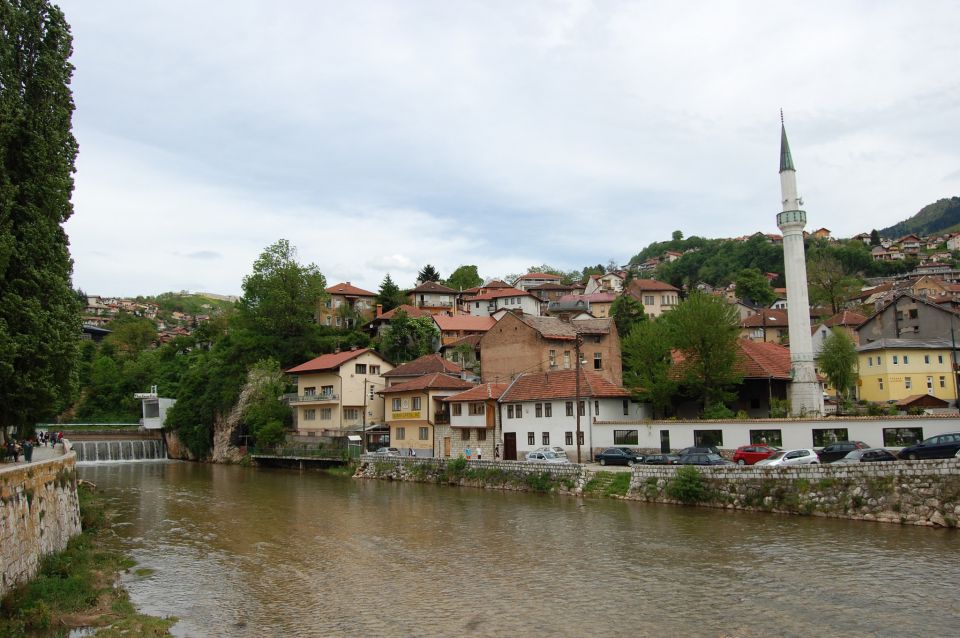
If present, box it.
[58,1,960,297]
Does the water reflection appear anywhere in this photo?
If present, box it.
[80,462,959,638]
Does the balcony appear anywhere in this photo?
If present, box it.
[434,412,450,425]
[290,393,339,404]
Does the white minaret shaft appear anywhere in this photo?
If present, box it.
[776,116,824,416]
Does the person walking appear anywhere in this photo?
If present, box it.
[476,446,482,461]
[465,445,472,460]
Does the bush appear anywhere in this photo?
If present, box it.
[524,472,556,493]
[445,456,467,481]
[702,403,735,419]
[666,466,707,504]
[769,398,790,418]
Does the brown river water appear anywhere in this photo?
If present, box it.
[78,461,959,638]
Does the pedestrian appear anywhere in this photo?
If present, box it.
[494,444,500,460]
[409,447,416,457]
[465,445,472,460]
[476,446,482,461]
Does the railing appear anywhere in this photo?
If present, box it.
[434,412,450,425]
[290,393,339,403]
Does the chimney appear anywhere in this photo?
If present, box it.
[376,304,383,317]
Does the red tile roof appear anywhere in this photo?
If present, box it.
[823,310,867,328]
[440,383,508,402]
[626,278,680,293]
[740,309,788,328]
[516,272,562,281]
[377,304,434,320]
[433,315,497,332]
[378,372,476,394]
[286,348,372,373]
[383,353,464,377]
[467,287,537,301]
[735,339,792,379]
[409,281,457,294]
[502,369,629,401]
[326,282,376,297]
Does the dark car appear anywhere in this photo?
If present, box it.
[617,447,643,460]
[595,447,643,466]
[899,432,960,460]
[677,453,734,466]
[817,441,869,463]
[732,445,779,465]
[643,453,679,465]
[677,446,720,456]
[833,448,898,464]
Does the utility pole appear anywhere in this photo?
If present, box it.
[575,334,582,464]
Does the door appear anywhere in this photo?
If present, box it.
[443,437,451,457]
[504,432,517,461]
[660,430,670,453]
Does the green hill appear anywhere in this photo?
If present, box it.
[879,197,960,238]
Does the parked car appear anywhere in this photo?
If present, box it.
[373,447,401,457]
[678,446,720,456]
[676,453,734,466]
[533,446,568,460]
[732,445,780,465]
[617,447,643,459]
[643,453,679,465]
[817,441,869,463]
[756,448,819,466]
[525,451,570,464]
[833,448,898,464]
[595,447,643,466]
[898,432,960,460]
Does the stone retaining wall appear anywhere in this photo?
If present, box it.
[0,450,82,596]
[357,455,586,491]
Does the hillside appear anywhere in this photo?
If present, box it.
[879,197,960,238]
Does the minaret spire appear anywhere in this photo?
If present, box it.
[779,111,795,173]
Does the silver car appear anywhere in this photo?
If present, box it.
[755,448,820,466]
[525,451,570,464]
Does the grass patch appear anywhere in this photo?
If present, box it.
[322,463,357,478]
[666,466,707,504]
[0,484,176,637]
[524,472,557,493]
[133,568,156,578]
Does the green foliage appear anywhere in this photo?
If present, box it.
[666,466,707,504]
[734,268,776,306]
[702,402,736,419]
[622,319,677,418]
[241,359,290,448]
[870,229,881,246]
[524,471,556,492]
[380,310,440,363]
[104,314,158,358]
[417,264,442,283]
[610,294,646,337]
[445,265,483,291]
[375,273,406,312]
[816,328,858,409]
[0,0,81,438]
[879,196,960,238]
[769,398,790,418]
[807,250,863,314]
[445,455,467,481]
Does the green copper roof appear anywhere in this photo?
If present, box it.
[780,123,795,172]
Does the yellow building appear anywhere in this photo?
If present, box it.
[379,372,475,457]
[856,339,958,405]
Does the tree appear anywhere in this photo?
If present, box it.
[376,273,406,312]
[417,264,441,283]
[380,310,439,363]
[105,314,158,358]
[610,294,646,337]
[807,251,862,315]
[870,229,881,246]
[241,359,291,449]
[235,239,327,338]
[734,268,777,306]
[816,328,858,413]
[0,0,81,438]
[664,292,742,413]
[445,265,483,291]
[621,320,677,418]
[672,230,684,242]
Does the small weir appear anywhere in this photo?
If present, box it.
[74,439,165,463]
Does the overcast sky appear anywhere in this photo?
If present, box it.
[59,1,960,297]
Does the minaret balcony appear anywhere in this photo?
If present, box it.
[777,210,806,228]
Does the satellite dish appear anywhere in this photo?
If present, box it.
[798,197,804,206]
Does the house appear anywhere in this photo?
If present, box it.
[318,282,377,328]
[527,282,579,303]
[407,281,458,314]
[433,314,496,346]
[583,272,624,295]
[555,292,617,319]
[947,234,960,252]
[740,309,789,344]
[811,310,867,356]
[439,334,482,372]
[464,287,542,317]
[546,298,593,322]
[497,369,641,461]
[285,348,395,447]
[857,292,960,343]
[896,234,922,255]
[811,227,832,239]
[460,280,513,296]
[623,279,680,318]
[382,353,465,387]
[365,304,434,336]
[663,251,684,263]
[379,373,477,457]
[435,382,508,459]
[852,232,872,245]
[479,313,622,385]
[856,339,959,406]
[512,272,564,292]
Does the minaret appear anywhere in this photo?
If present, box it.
[776,113,824,416]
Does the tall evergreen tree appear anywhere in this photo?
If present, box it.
[0,0,81,438]
[869,229,881,246]
[417,264,441,283]
[376,273,406,312]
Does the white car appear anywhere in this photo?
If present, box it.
[525,451,570,464]
[532,446,568,460]
[755,448,820,466]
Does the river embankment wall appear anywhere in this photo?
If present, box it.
[0,448,82,596]
[357,456,960,527]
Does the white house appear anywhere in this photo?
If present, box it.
[465,287,542,317]
[583,272,624,295]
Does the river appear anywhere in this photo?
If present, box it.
[78,461,958,637]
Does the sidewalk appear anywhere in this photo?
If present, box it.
[1,443,62,467]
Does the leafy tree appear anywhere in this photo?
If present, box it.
[869,229,881,246]
[236,239,327,338]
[334,303,362,330]
[622,320,677,418]
[610,294,646,337]
[104,314,158,358]
[672,230,684,242]
[664,292,742,413]
[445,265,483,291]
[816,328,858,413]
[241,359,291,449]
[0,0,81,438]
[734,268,777,306]
[807,251,862,314]
[376,273,406,312]
[417,264,441,283]
[380,310,440,363]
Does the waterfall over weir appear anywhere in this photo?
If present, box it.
[74,439,165,463]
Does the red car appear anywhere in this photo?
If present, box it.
[732,445,780,465]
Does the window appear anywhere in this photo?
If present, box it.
[412,397,421,410]
[476,429,486,441]
[594,400,600,416]
[304,409,316,421]
[370,365,381,375]
[903,355,909,364]
[578,431,584,445]
[544,402,552,417]
[878,356,883,365]
[527,432,535,445]
[938,355,944,364]
[452,403,462,416]
[535,403,543,418]
[542,432,550,445]
[321,385,334,397]
[905,377,912,389]
[578,401,585,416]
[462,429,470,440]
[320,408,332,420]
[623,399,629,416]
[392,398,401,411]
[909,308,918,319]
[335,317,341,327]
[644,295,654,305]
[565,401,574,416]
[749,429,783,447]
[513,404,522,418]
[344,408,359,420]
[355,364,367,374]
[469,403,484,415]
[812,428,849,447]
[883,427,923,447]
[924,355,930,364]
[879,378,884,390]
[613,430,639,445]
[565,432,573,445]
[549,350,557,367]
[940,376,946,388]
[304,386,316,396]
[594,352,602,370]
[369,386,375,401]
[325,316,332,325]
[868,357,873,367]
[893,355,899,364]
[396,427,405,440]
[507,405,514,419]
[563,351,571,369]
[419,427,429,440]
[927,376,933,393]
[693,429,723,447]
